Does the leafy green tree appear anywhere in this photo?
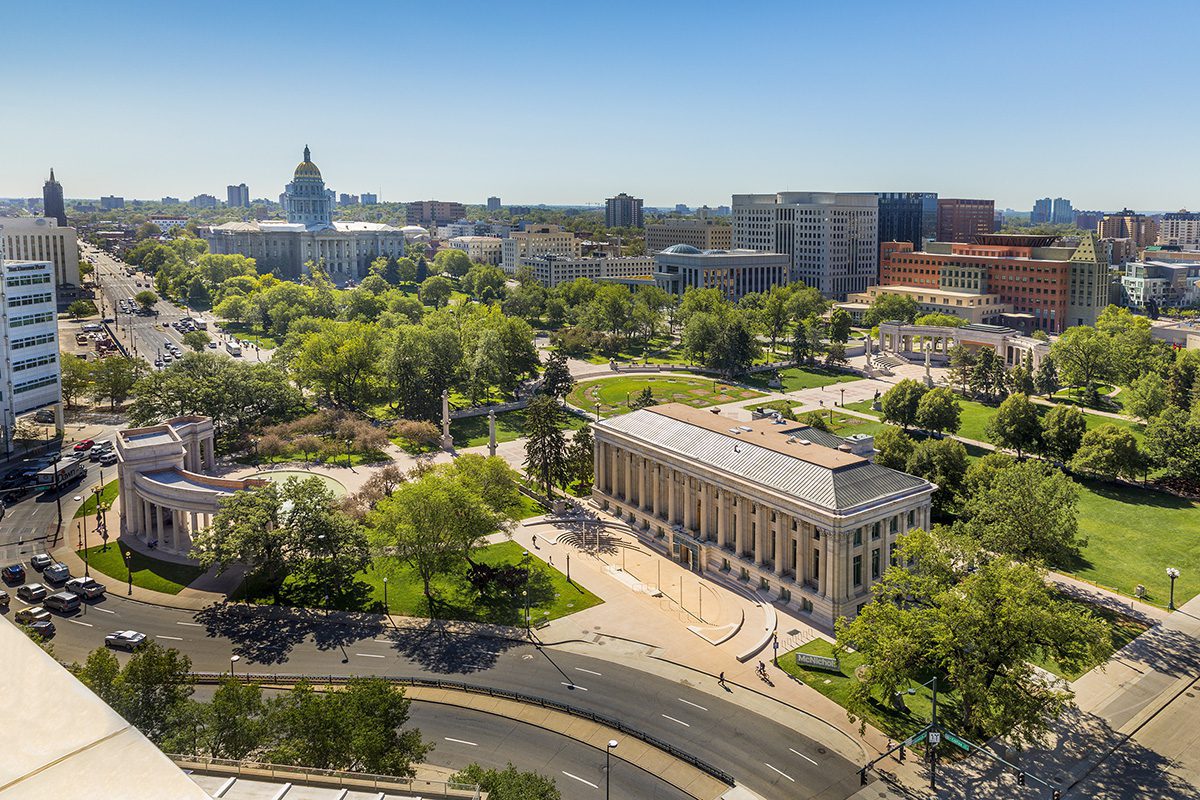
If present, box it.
[461,264,506,301]
[369,470,510,616]
[1007,363,1034,396]
[905,438,968,517]
[872,426,914,470]
[60,352,94,408]
[960,459,1083,565]
[565,423,594,491]
[879,379,927,430]
[912,312,966,328]
[914,387,961,434]
[761,286,793,352]
[182,330,210,351]
[709,312,762,376]
[193,482,291,601]
[75,643,195,747]
[204,678,269,760]
[836,527,1112,745]
[1051,325,1113,397]
[1033,354,1060,397]
[452,763,562,800]
[523,395,570,495]
[1143,406,1200,481]
[433,248,472,277]
[90,356,148,410]
[629,385,655,409]
[418,275,453,308]
[1123,371,1169,422]
[827,308,853,344]
[134,289,159,311]
[67,299,94,319]
[969,348,1008,402]
[540,350,575,400]
[786,284,828,324]
[1071,424,1145,482]
[1038,404,1087,463]
[862,293,918,327]
[289,320,382,409]
[947,344,976,395]
[985,393,1041,458]
[796,410,832,432]
[1095,305,1154,384]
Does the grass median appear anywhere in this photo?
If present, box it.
[77,541,206,595]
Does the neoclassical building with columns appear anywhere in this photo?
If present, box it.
[593,404,935,626]
[115,416,266,556]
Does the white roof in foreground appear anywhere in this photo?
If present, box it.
[0,617,212,799]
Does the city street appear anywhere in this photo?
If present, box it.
[9,587,865,800]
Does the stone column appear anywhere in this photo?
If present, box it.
[639,457,649,512]
[754,503,767,566]
[717,491,729,548]
[652,465,662,518]
[593,440,602,494]
[683,478,695,531]
[735,499,748,558]
[487,409,497,457]
[818,529,830,598]
[667,470,678,524]
[440,390,453,450]
[157,504,168,549]
[775,514,787,577]
[142,500,152,542]
[698,483,709,539]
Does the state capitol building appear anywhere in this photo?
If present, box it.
[204,146,404,281]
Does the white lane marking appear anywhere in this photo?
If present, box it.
[92,606,115,614]
[372,638,393,643]
[661,714,691,727]
[678,698,708,711]
[156,635,183,641]
[575,667,602,676]
[176,621,203,627]
[355,653,386,659]
[68,619,93,627]
[765,763,795,782]
[561,772,598,789]
[789,748,818,765]
[443,737,478,746]
[560,682,588,691]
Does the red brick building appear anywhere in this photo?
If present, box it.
[878,234,1107,333]
[936,198,995,243]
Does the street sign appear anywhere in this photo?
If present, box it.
[903,731,928,747]
[944,732,971,752]
[928,731,941,745]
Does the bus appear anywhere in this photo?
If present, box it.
[35,460,86,492]
[225,341,242,357]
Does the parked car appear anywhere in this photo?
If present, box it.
[99,451,118,466]
[30,553,52,571]
[16,583,48,602]
[15,606,50,624]
[2,564,26,583]
[34,409,56,424]
[27,619,56,636]
[66,577,106,599]
[43,563,70,584]
[44,592,81,614]
[104,630,147,651]
[73,439,95,452]
[0,590,9,607]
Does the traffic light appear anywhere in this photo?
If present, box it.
[1017,773,1026,786]
[859,768,868,786]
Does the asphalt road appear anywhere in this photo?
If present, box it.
[0,450,111,563]
[14,589,866,800]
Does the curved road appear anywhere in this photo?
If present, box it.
[26,591,865,800]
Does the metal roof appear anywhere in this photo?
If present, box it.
[599,409,932,512]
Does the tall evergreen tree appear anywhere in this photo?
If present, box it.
[523,395,570,495]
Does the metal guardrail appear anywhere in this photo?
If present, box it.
[190,671,736,786]
[168,753,483,799]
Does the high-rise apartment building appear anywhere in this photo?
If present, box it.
[876,192,937,250]
[42,169,66,227]
[645,218,732,253]
[100,196,124,210]
[605,193,644,228]
[732,192,879,299]
[189,194,219,209]
[0,237,62,452]
[1052,198,1074,225]
[1098,209,1157,247]
[877,233,1109,332]
[405,200,467,227]
[226,183,250,208]
[486,196,501,212]
[936,198,995,243]
[360,192,378,205]
[1156,211,1200,249]
[1031,198,1052,224]
[1074,210,1104,232]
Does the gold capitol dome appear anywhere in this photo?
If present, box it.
[293,144,322,179]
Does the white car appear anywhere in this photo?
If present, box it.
[104,630,147,651]
[66,577,106,599]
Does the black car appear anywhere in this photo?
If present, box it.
[2,564,26,583]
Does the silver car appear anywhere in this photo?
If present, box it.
[43,563,70,584]
[104,630,147,651]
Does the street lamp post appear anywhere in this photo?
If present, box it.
[595,402,601,422]
[840,387,845,407]
[1167,567,1181,610]
[122,549,132,595]
[345,438,352,469]
[606,739,618,800]
[230,654,240,678]
[383,576,389,617]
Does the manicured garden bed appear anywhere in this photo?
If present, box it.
[450,408,586,448]
[744,366,861,393]
[567,375,762,418]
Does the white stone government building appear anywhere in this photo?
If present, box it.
[204,147,405,282]
[593,404,935,625]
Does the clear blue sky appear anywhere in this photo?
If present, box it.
[3,0,1196,211]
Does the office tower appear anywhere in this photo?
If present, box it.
[42,169,67,227]
[226,183,250,208]
[732,191,879,299]
[937,198,995,243]
[405,200,467,227]
[1052,197,1074,225]
[360,192,378,205]
[605,193,644,228]
[486,196,501,212]
[876,192,936,250]
[1098,209,1158,247]
[1031,197,1052,224]
[645,218,732,253]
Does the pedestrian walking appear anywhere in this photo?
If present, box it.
[718,671,725,686]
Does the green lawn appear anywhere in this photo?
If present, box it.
[450,408,586,448]
[779,639,935,737]
[77,542,206,595]
[744,366,861,392]
[74,479,119,519]
[238,541,602,624]
[826,411,891,438]
[1030,598,1150,680]
[567,375,763,418]
[1065,479,1200,608]
[218,322,279,350]
[578,336,692,366]
[845,396,1144,445]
